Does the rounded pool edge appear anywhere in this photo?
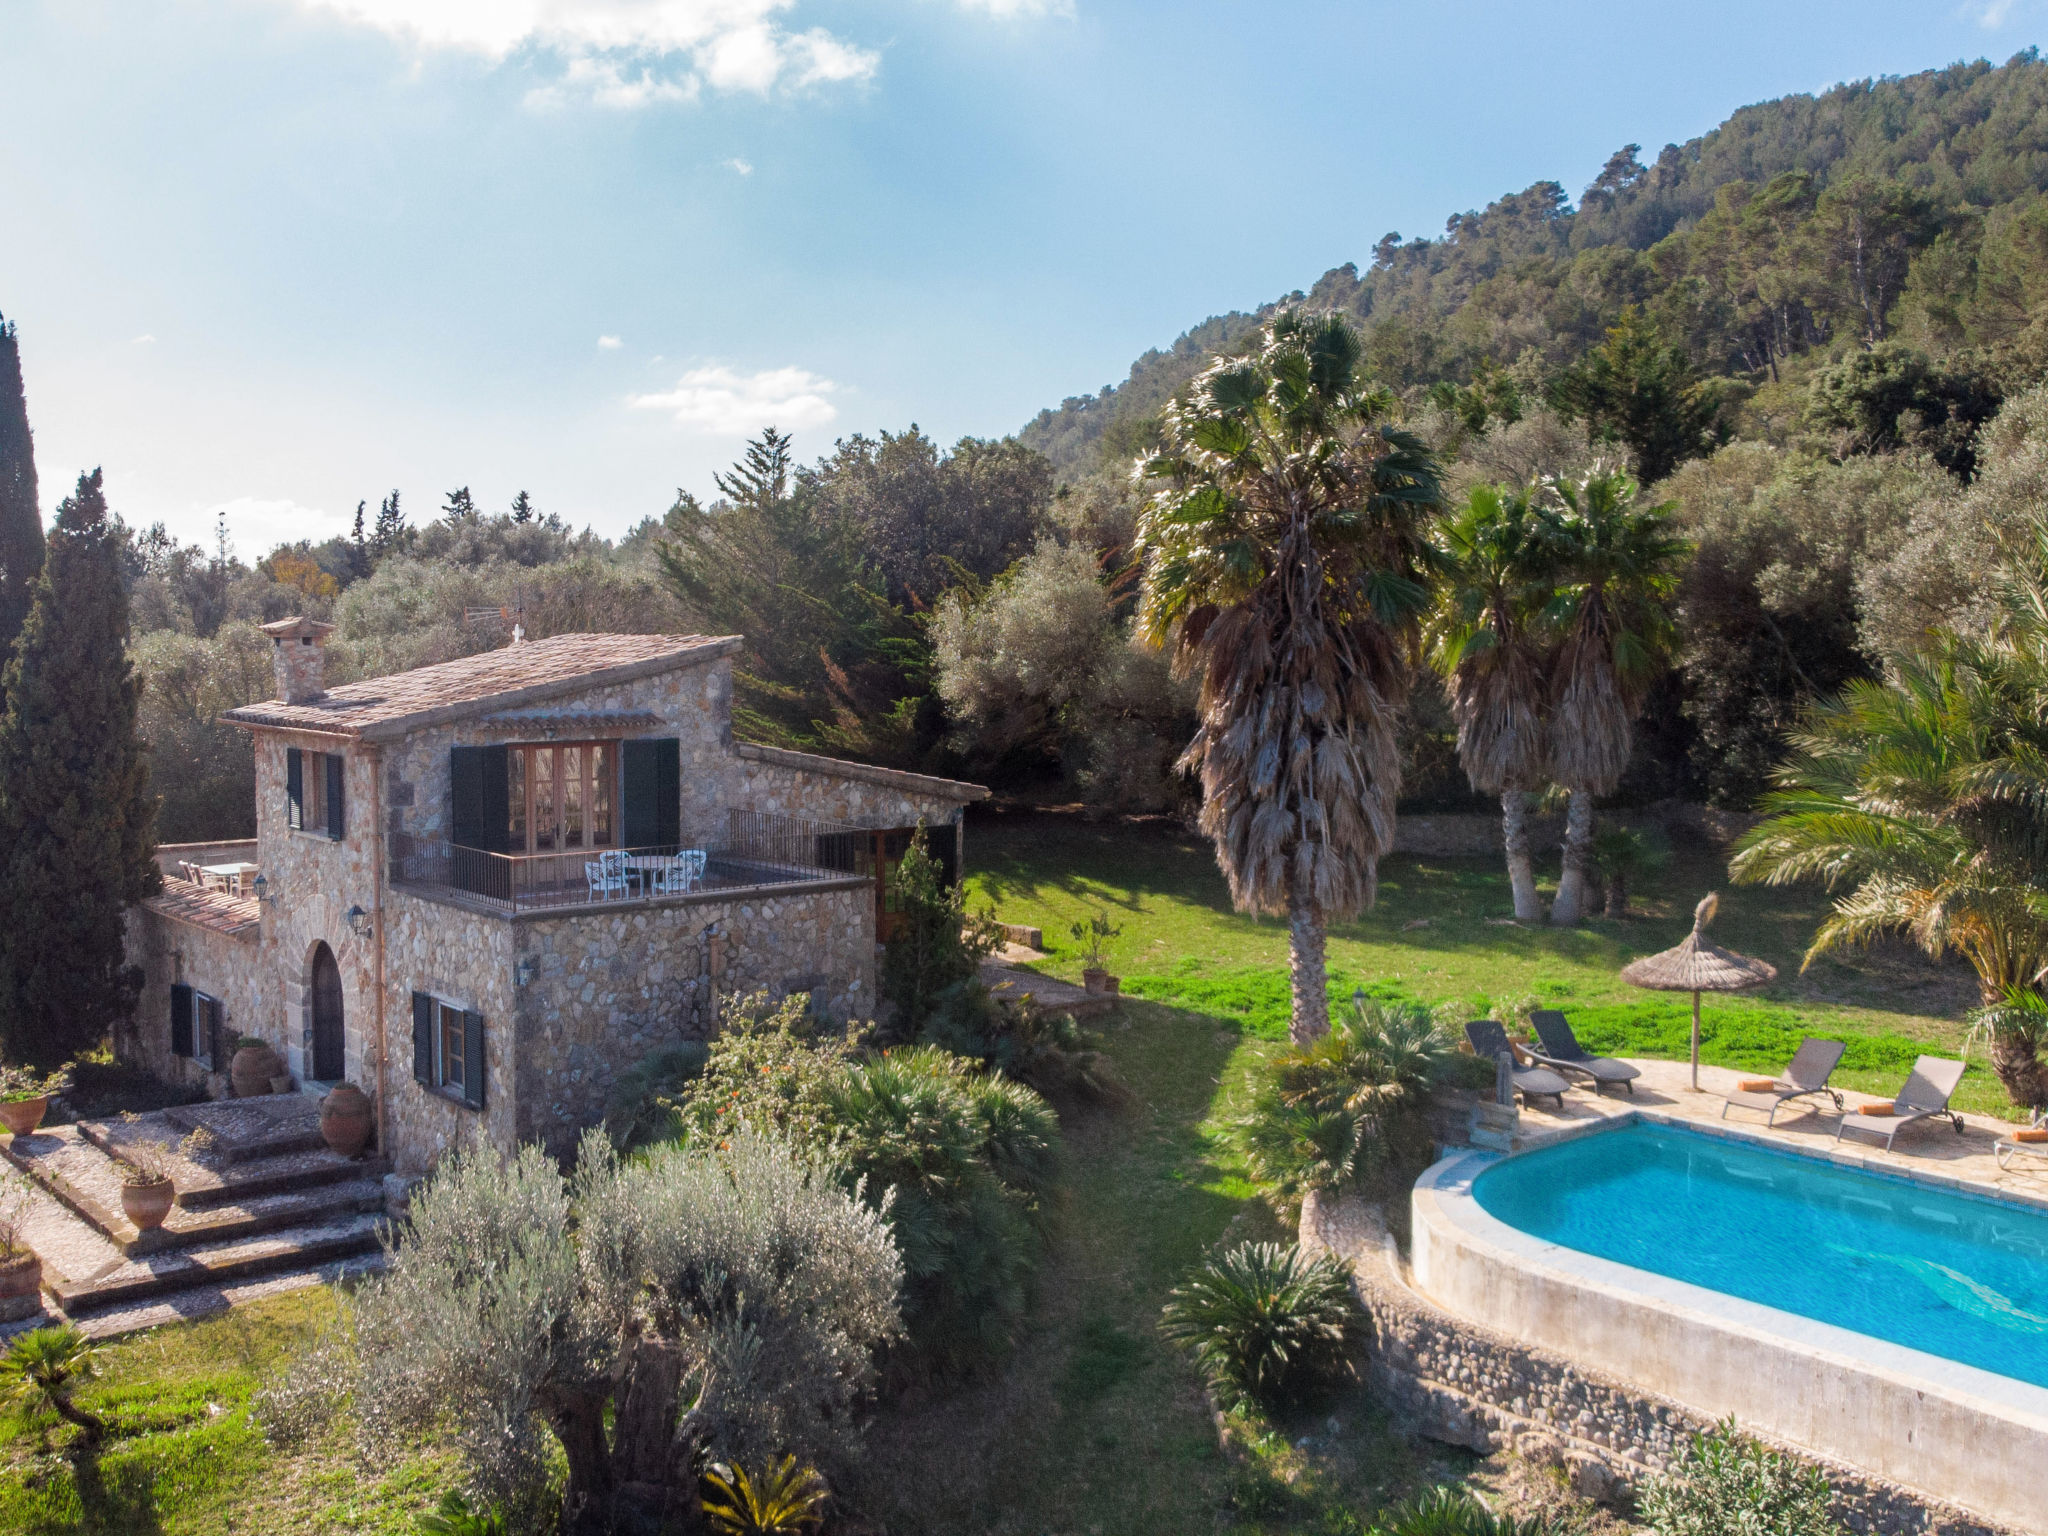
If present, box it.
[1412,1116,2048,1534]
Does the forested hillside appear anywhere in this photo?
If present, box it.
[1024,51,2048,475]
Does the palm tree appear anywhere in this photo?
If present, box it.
[1541,466,1687,924]
[1135,313,1445,1042]
[1732,608,2048,1108]
[0,1325,105,1442]
[1427,482,1561,921]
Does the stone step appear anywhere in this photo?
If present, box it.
[46,1213,387,1314]
[75,1106,386,1207]
[5,1125,388,1256]
[156,1093,329,1163]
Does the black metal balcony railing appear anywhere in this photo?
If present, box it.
[435,809,871,913]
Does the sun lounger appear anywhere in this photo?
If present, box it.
[1464,1020,1570,1109]
[1835,1055,1967,1151]
[1721,1036,1846,1126]
[1996,1110,2048,1174]
[1528,1010,1641,1096]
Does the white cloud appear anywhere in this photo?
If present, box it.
[597,334,623,349]
[629,364,838,435]
[206,496,348,552]
[132,333,156,344]
[954,0,1075,15]
[725,156,754,175]
[282,0,878,105]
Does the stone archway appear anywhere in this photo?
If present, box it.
[310,941,345,1082]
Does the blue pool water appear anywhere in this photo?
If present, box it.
[1472,1122,2048,1390]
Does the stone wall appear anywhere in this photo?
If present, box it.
[507,876,873,1157]
[123,906,267,1096]
[1300,1191,2013,1536]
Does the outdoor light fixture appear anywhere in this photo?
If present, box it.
[251,874,273,904]
[516,957,537,987]
[344,904,373,939]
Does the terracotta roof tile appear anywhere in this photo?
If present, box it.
[223,633,741,740]
[145,882,261,940]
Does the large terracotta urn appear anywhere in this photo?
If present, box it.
[121,1177,176,1232]
[319,1083,374,1158]
[230,1041,286,1100]
[0,1097,48,1138]
[0,1249,41,1319]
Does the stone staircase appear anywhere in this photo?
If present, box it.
[2,1093,390,1321]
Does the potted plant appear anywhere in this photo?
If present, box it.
[1070,910,1124,994]
[116,1138,178,1232]
[0,1177,40,1317]
[319,1082,374,1158]
[229,1035,287,1099]
[0,1063,71,1139]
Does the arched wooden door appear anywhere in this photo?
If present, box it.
[311,943,345,1082]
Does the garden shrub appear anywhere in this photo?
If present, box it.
[826,1046,1061,1373]
[600,1040,710,1151]
[261,1131,902,1530]
[919,979,1128,1105]
[1637,1419,1843,1536]
[878,824,1000,1035]
[1369,1485,1555,1535]
[1157,1241,1362,1410]
[1237,995,1454,1197]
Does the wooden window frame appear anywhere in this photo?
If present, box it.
[506,741,619,856]
[411,989,486,1111]
[286,747,346,840]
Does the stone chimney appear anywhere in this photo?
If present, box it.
[261,616,337,703]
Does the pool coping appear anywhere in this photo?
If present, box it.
[1414,1111,2048,1532]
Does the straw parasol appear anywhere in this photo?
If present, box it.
[1620,892,1778,1090]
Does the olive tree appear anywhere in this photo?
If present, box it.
[261,1133,901,1534]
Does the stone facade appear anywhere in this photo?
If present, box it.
[1300,1191,2014,1536]
[123,631,984,1176]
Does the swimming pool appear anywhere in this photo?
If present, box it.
[1473,1119,2048,1390]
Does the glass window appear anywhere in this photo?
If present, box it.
[508,750,526,849]
[438,1001,465,1092]
[563,746,584,849]
[532,748,556,852]
[590,744,612,846]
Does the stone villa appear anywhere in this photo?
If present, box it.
[122,618,986,1171]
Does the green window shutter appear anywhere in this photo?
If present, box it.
[621,739,680,850]
[412,992,434,1087]
[326,754,346,841]
[462,1011,486,1110]
[170,984,194,1057]
[449,745,510,852]
[286,748,304,830]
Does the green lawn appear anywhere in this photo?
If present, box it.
[0,1291,450,1534]
[964,807,2011,1119]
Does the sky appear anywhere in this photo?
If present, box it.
[1,0,2043,553]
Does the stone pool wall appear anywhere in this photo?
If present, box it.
[1300,1190,2014,1536]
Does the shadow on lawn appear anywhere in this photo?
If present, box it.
[68,1449,168,1536]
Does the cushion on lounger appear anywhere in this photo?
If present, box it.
[1861,1101,1895,1116]
[1737,1078,1777,1092]
[2015,1128,2048,1143]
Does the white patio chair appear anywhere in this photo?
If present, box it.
[659,848,708,894]
[586,850,629,903]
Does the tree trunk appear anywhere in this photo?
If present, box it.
[1604,869,1629,919]
[49,1393,104,1442]
[541,1386,616,1536]
[1501,790,1543,922]
[1551,789,1595,925]
[1288,868,1329,1044]
[1989,1032,2048,1111]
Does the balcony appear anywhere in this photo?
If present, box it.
[403,809,873,915]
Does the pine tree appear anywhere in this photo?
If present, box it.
[441,486,477,523]
[351,499,367,549]
[509,489,535,523]
[0,314,44,706]
[371,490,408,559]
[0,470,159,1067]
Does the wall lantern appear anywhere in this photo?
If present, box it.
[516,957,538,987]
[344,904,374,939]
[251,873,274,904]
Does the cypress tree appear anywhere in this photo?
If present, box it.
[0,314,44,703]
[0,470,159,1067]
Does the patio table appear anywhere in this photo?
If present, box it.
[198,861,261,896]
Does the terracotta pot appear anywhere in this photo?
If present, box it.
[319,1083,374,1158]
[269,1074,294,1096]
[0,1249,41,1305]
[121,1177,176,1232]
[1082,967,1110,995]
[0,1097,47,1137]
[1104,974,1121,996]
[230,1042,285,1100]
